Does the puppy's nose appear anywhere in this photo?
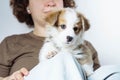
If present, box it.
[67,36,73,42]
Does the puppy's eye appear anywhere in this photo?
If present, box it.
[60,24,66,29]
[73,27,78,32]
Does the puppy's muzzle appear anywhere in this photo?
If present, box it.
[67,36,73,42]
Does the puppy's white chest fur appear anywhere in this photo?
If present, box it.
[39,38,84,61]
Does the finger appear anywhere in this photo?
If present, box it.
[9,68,29,80]
[20,67,29,76]
[14,71,23,80]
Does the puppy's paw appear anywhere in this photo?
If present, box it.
[46,51,57,59]
[86,71,94,77]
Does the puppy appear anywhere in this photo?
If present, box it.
[39,8,93,76]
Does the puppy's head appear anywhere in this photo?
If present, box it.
[45,8,90,47]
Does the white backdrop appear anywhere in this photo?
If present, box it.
[0,0,120,66]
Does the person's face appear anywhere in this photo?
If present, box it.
[28,0,64,26]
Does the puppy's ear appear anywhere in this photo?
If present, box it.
[81,16,90,31]
[45,11,61,26]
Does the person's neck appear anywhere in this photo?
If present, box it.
[33,24,46,37]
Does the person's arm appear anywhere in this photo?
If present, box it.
[0,36,27,77]
[0,77,4,80]
[0,37,11,77]
[0,68,29,80]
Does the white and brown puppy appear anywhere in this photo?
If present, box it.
[39,8,93,76]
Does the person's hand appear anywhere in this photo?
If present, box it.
[3,67,29,80]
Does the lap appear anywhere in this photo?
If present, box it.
[25,52,87,80]
[24,52,120,80]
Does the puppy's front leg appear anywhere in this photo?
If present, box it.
[39,41,58,61]
[82,63,94,76]
[46,51,57,59]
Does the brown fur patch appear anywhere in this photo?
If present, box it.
[58,9,66,24]
[45,9,67,32]
[57,10,67,32]
[45,11,61,26]
[74,19,82,35]
[77,13,90,31]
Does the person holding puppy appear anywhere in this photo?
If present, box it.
[0,0,100,80]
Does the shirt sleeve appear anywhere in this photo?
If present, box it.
[0,37,11,77]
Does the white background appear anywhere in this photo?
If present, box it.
[0,0,120,66]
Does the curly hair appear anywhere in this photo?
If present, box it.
[10,0,76,28]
